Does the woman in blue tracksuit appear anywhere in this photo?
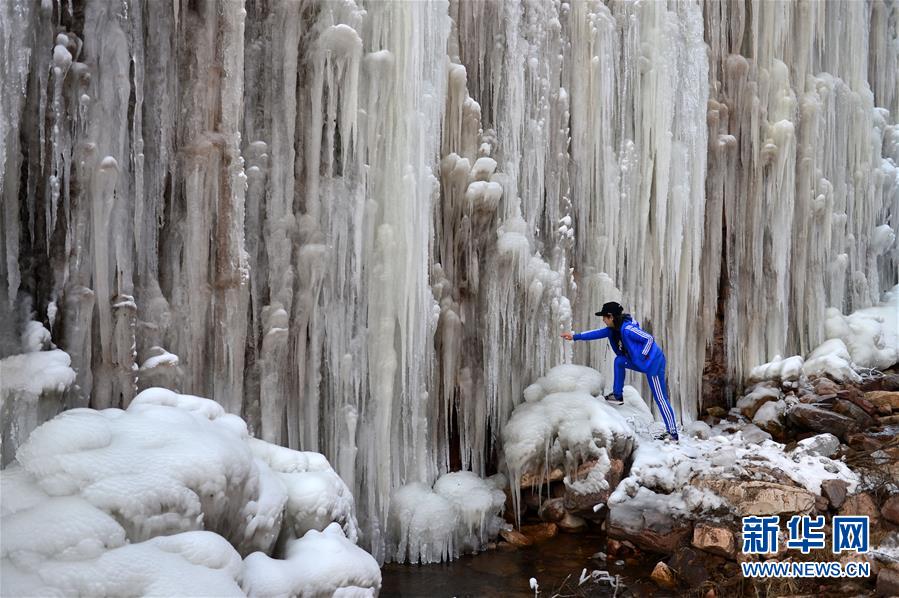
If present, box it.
[561,301,679,441]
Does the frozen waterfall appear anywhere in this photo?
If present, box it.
[1,0,897,561]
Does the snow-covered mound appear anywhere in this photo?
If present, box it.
[502,364,653,520]
[612,424,859,519]
[1,388,381,597]
[386,471,506,564]
[750,285,899,383]
[243,523,382,598]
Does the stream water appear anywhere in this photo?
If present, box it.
[380,528,667,597]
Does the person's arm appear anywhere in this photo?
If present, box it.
[572,327,612,341]
[626,326,654,356]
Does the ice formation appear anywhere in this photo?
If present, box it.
[1,389,380,596]
[1,0,896,560]
[750,285,899,384]
[386,471,506,564]
[502,364,652,521]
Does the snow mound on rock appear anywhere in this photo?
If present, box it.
[1,387,380,597]
[610,424,859,521]
[503,364,653,523]
[243,523,381,598]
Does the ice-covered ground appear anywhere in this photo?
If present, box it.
[1,388,381,597]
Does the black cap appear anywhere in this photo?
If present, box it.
[595,301,623,317]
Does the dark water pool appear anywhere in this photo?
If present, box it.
[380,529,666,598]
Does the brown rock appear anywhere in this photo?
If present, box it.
[860,374,899,392]
[707,406,727,418]
[563,458,624,516]
[538,498,566,523]
[833,399,877,428]
[669,546,710,587]
[881,495,899,525]
[814,494,829,512]
[865,391,899,412]
[839,391,881,418]
[557,513,587,532]
[691,523,736,558]
[787,404,860,440]
[607,504,692,554]
[741,394,779,420]
[821,479,849,509]
[877,566,899,597]
[847,432,885,452]
[814,377,841,396]
[879,414,899,425]
[520,522,558,543]
[651,561,678,589]
[519,466,564,489]
[839,493,881,526]
[694,479,816,516]
[499,528,533,547]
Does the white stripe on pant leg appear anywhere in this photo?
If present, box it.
[654,376,676,431]
[660,378,678,434]
[652,375,675,432]
[650,376,672,431]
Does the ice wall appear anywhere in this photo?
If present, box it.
[1,0,896,560]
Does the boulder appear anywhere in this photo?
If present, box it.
[694,479,815,516]
[739,393,779,420]
[832,399,877,428]
[519,466,564,489]
[787,404,860,440]
[820,479,849,510]
[651,561,678,589]
[839,493,880,526]
[876,566,899,597]
[691,523,736,558]
[865,391,899,413]
[860,374,899,392]
[520,522,558,543]
[706,407,727,418]
[792,433,840,458]
[563,458,624,516]
[607,503,692,554]
[880,495,899,525]
[813,378,841,396]
[538,498,566,523]
[557,513,587,533]
[499,528,533,547]
[879,415,899,425]
[846,432,885,452]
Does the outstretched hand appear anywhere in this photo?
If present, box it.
[560,332,574,341]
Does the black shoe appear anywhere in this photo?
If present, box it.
[604,393,624,405]
[652,431,679,442]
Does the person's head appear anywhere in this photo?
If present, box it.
[596,302,626,329]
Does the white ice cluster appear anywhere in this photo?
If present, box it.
[0,319,76,467]
[0,388,380,597]
[502,364,653,520]
[386,471,506,564]
[750,284,899,383]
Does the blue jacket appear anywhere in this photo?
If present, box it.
[574,318,664,373]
